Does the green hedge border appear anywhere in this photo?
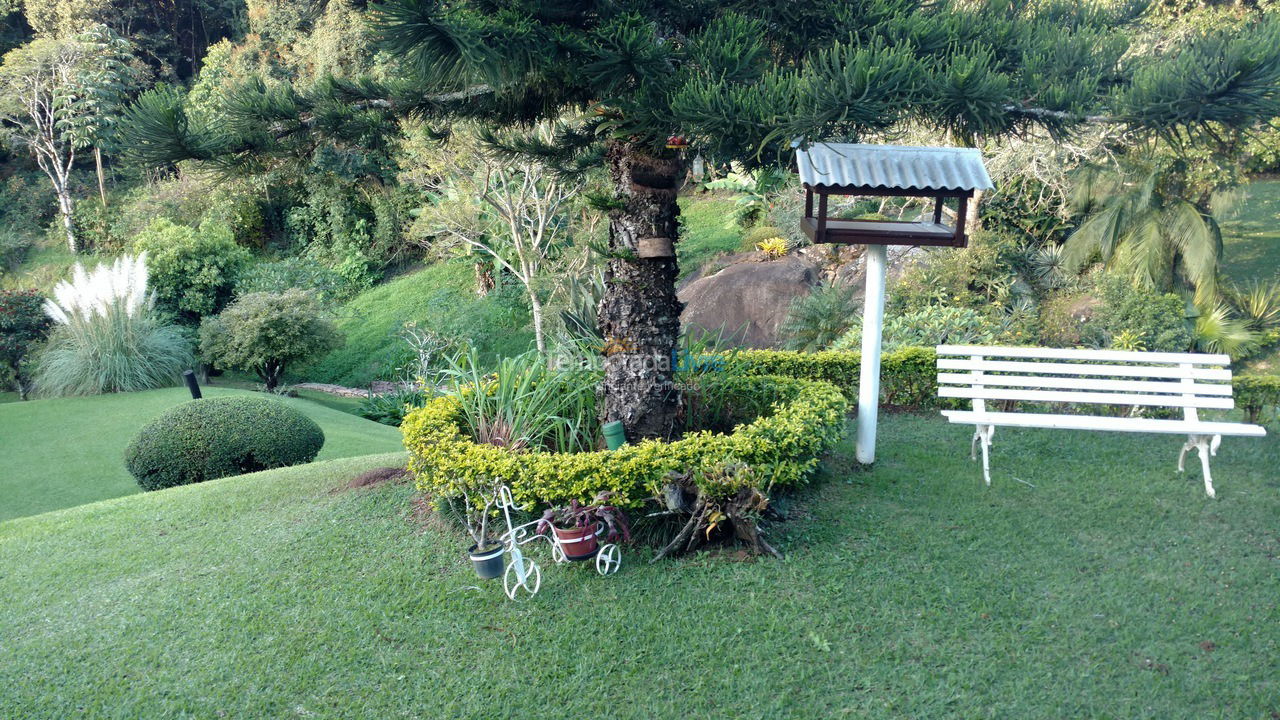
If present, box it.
[731,347,939,409]
[1235,374,1280,424]
[403,374,849,508]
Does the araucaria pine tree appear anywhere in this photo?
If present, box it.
[121,0,1280,440]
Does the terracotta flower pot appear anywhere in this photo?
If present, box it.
[468,543,505,579]
[553,524,599,560]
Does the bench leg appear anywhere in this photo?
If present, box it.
[973,424,994,486]
[1179,434,1222,498]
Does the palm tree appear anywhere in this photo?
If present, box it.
[1061,162,1227,305]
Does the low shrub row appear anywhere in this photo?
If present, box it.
[730,346,938,410]
[403,374,849,509]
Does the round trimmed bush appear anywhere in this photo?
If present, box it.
[125,396,325,491]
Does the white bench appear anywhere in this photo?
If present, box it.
[935,345,1266,497]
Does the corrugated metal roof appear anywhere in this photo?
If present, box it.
[795,143,993,192]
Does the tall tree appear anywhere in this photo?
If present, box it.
[0,26,136,252]
[121,1,1280,440]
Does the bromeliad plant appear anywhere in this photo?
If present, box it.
[536,493,632,542]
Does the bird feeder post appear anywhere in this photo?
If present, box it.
[856,243,888,464]
[794,143,993,465]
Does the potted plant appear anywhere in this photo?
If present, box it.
[460,485,505,579]
[536,492,631,561]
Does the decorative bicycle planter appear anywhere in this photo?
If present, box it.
[489,485,622,600]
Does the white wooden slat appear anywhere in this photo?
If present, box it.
[941,410,1266,437]
[936,344,1230,365]
[935,372,1234,396]
[939,386,1236,409]
[937,358,1233,381]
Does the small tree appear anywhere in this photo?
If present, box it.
[200,289,343,392]
[0,289,53,400]
[132,218,251,325]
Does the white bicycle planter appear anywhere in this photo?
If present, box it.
[491,485,622,600]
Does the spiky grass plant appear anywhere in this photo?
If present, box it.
[35,253,193,396]
[441,349,599,454]
[1228,279,1280,332]
[1194,303,1259,358]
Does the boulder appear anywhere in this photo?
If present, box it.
[678,255,822,348]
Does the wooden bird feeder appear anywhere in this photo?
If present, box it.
[793,142,993,466]
[797,143,992,249]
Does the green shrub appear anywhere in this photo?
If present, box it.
[125,396,325,491]
[236,258,352,306]
[1235,374,1280,424]
[404,374,848,509]
[730,347,938,409]
[780,284,860,351]
[0,288,52,399]
[833,305,1009,353]
[1091,274,1193,352]
[200,289,343,391]
[132,218,252,324]
[35,254,193,396]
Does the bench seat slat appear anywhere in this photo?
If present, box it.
[936,373,1234,396]
[937,344,1230,365]
[941,410,1266,437]
[937,358,1232,381]
[939,386,1236,409]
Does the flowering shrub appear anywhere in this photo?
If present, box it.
[34,254,192,396]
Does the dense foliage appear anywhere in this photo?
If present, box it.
[1235,374,1280,424]
[0,288,51,399]
[200,288,342,391]
[124,396,325,491]
[132,218,251,323]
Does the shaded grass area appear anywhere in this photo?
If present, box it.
[678,193,745,279]
[2,414,1276,718]
[0,386,402,522]
[1221,178,1280,284]
[301,261,533,387]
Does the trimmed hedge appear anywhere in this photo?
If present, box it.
[731,347,938,409]
[403,374,848,508]
[126,397,325,491]
[1235,374,1280,424]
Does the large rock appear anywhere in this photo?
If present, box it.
[678,255,822,348]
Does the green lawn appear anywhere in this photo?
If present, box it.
[1221,177,1280,284]
[678,194,745,279]
[302,261,534,387]
[0,386,403,522]
[2,414,1276,718]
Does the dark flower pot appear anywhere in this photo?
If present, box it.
[468,543,505,579]
[553,525,599,560]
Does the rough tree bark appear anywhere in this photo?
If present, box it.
[598,141,684,441]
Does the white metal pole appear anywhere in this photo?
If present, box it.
[856,243,888,464]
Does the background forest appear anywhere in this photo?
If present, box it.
[2,0,1280,413]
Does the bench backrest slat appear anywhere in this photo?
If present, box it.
[935,373,1234,396]
[935,345,1236,414]
[937,344,1229,365]
[937,358,1232,382]
[938,386,1235,409]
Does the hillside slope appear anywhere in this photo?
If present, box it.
[0,386,403,521]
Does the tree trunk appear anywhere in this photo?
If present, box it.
[56,189,77,254]
[95,146,108,209]
[598,141,684,441]
[529,291,546,354]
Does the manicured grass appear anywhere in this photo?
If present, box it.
[2,414,1276,717]
[0,386,403,522]
[302,261,533,387]
[678,193,745,279]
[1221,177,1280,284]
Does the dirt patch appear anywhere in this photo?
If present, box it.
[343,466,409,490]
